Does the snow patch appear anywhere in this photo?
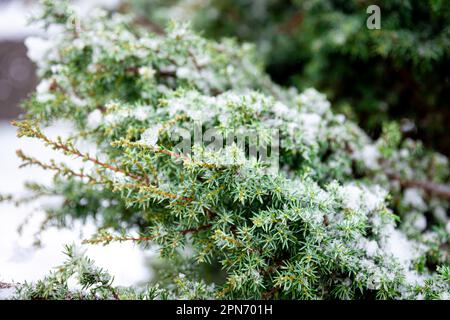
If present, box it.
[24,36,53,64]
[140,125,163,147]
[356,145,380,170]
[403,188,426,210]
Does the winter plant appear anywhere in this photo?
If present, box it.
[131,0,450,156]
[2,0,449,299]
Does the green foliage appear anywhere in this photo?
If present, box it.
[15,244,119,300]
[3,0,449,300]
[130,0,450,155]
[14,244,213,300]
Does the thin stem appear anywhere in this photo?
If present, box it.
[386,171,450,201]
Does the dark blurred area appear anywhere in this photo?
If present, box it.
[0,0,37,120]
[0,41,36,119]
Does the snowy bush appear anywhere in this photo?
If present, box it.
[131,0,450,156]
[3,0,449,299]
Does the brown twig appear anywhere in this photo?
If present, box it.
[386,172,450,201]
[13,121,195,202]
[261,286,281,299]
[16,150,98,184]
[119,183,193,202]
[181,223,212,235]
[279,11,304,34]
[0,282,14,289]
[83,223,213,245]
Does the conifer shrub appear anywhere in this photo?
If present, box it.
[3,0,449,300]
[130,0,450,155]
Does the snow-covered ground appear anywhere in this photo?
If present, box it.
[0,1,154,299]
[0,121,152,295]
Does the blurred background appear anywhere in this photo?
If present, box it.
[0,0,449,294]
[128,0,450,156]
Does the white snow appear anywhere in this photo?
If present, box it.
[297,88,331,115]
[357,145,380,170]
[434,206,447,223]
[297,113,322,144]
[341,185,363,211]
[138,66,156,80]
[272,101,289,117]
[141,125,162,146]
[363,186,387,212]
[0,1,43,40]
[0,121,152,293]
[412,214,427,231]
[403,188,426,210]
[24,36,53,64]
[132,106,152,121]
[176,67,192,79]
[35,78,54,103]
[0,0,120,41]
[87,109,103,129]
[140,125,163,147]
[381,224,426,286]
[0,288,15,300]
[383,227,415,266]
[365,240,379,257]
[340,184,386,212]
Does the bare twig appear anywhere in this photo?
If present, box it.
[387,172,450,201]
[83,223,212,245]
[0,282,15,289]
